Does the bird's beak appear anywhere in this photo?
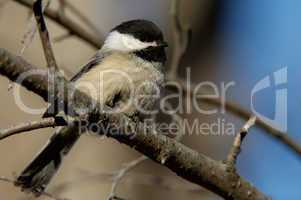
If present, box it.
[157,41,168,48]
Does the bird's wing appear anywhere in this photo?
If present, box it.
[43,51,109,118]
[70,51,109,82]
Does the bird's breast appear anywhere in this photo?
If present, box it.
[74,53,164,111]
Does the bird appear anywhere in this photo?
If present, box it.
[15,19,168,196]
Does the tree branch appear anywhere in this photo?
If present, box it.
[33,0,58,71]
[0,176,69,200]
[13,0,103,49]
[203,97,301,158]
[0,48,49,101]
[107,156,148,200]
[0,48,270,200]
[226,116,257,169]
[19,0,51,55]
[167,80,301,159]
[168,0,190,80]
[0,118,57,140]
[58,0,102,38]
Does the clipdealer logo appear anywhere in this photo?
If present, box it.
[251,67,287,132]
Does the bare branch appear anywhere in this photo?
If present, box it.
[19,0,51,56]
[53,31,73,43]
[52,170,207,195]
[0,48,49,100]
[58,0,67,16]
[226,116,257,168]
[0,176,69,200]
[0,118,57,140]
[167,79,301,159]
[33,0,58,71]
[107,102,184,200]
[203,97,301,158]
[0,48,270,200]
[168,0,190,80]
[13,0,103,49]
[107,156,148,200]
[59,0,102,37]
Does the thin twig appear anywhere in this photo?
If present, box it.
[59,0,102,37]
[106,101,184,199]
[107,156,148,200]
[0,118,57,140]
[0,176,69,200]
[166,79,301,158]
[13,0,103,48]
[53,31,73,43]
[226,116,257,168]
[203,97,301,158]
[168,0,190,80]
[19,0,51,56]
[58,0,66,16]
[52,170,206,195]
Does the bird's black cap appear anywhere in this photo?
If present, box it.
[112,19,165,43]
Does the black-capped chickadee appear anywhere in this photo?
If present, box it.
[15,20,168,195]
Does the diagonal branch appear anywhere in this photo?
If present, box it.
[0,48,270,200]
[203,97,301,158]
[19,0,51,56]
[33,0,58,71]
[0,176,69,200]
[107,156,148,200]
[226,116,257,169]
[13,0,103,49]
[167,80,301,158]
[58,0,102,38]
[0,118,57,140]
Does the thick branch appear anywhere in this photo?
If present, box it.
[0,48,270,200]
[0,48,49,100]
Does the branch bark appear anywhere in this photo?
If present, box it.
[0,48,270,200]
[0,176,69,200]
[226,116,256,168]
[0,118,56,140]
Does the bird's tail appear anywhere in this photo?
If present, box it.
[15,125,80,196]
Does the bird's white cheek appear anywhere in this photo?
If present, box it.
[122,35,156,50]
[103,31,157,52]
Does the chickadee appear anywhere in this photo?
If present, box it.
[15,20,168,195]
